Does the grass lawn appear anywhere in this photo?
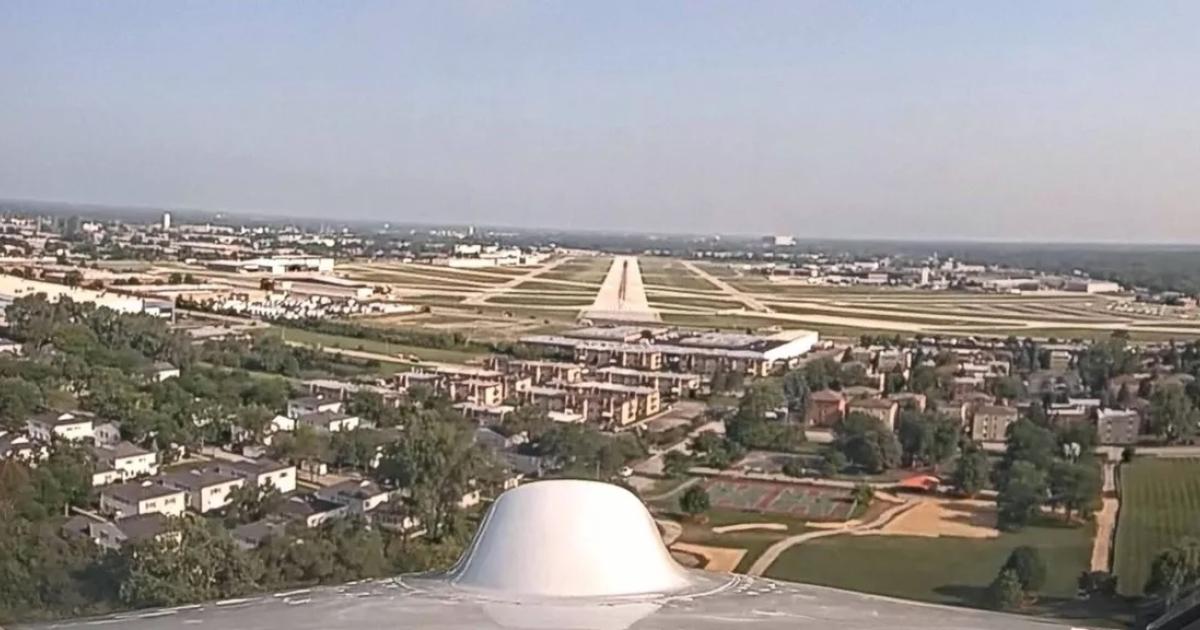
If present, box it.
[268,326,483,363]
[1114,458,1200,596]
[667,508,811,573]
[764,518,1094,607]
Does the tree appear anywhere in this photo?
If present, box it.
[986,568,1026,611]
[990,376,1025,402]
[1048,460,1100,522]
[997,419,1056,487]
[375,410,497,539]
[896,410,959,468]
[851,483,874,508]
[1121,445,1137,463]
[1078,571,1117,598]
[819,448,847,477]
[1146,538,1200,605]
[952,445,991,497]
[832,412,901,474]
[0,377,42,431]
[662,450,693,478]
[997,461,1047,531]
[117,519,262,608]
[781,369,810,417]
[802,357,841,391]
[1001,546,1047,593]
[679,485,710,518]
[1150,385,1199,442]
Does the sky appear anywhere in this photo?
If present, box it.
[2,1,1199,242]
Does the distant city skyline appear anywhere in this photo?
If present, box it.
[3,2,1200,243]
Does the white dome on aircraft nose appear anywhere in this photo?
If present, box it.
[448,479,694,597]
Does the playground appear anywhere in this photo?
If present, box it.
[704,478,856,521]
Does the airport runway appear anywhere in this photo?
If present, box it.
[580,255,661,322]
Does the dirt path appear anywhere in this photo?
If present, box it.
[679,260,771,313]
[746,499,917,576]
[656,518,683,546]
[670,542,746,572]
[1091,461,1118,571]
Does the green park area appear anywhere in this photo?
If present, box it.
[764,520,1093,609]
[1113,458,1200,596]
[267,325,482,364]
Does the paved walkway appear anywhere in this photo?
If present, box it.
[679,260,771,313]
[643,477,702,502]
[746,499,917,576]
[1091,461,1119,572]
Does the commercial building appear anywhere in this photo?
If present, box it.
[204,256,335,275]
[0,273,172,318]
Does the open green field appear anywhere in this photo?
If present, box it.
[1114,458,1200,596]
[268,325,483,363]
[765,520,1093,608]
[539,257,611,284]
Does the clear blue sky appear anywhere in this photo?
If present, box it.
[2,1,1198,241]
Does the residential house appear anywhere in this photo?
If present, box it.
[100,480,187,518]
[27,411,93,442]
[213,459,298,494]
[296,411,360,433]
[453,379,504,407]
[0,431,39,461]
[454,402,514,426]
[278,494,348,528]
[287,396,343,418]
[805,389,846,428]
[847,398,900,431]
[145,361,180,382]
[971,405,1020,441]
[90,442,158,484]
[68,513,175,552]
[161,467,246,513]
[1048,350,1072,372]
[316,479,390,515]
[595,366,700,398]
[0,336,21,354]
[231,518,288,550]
[889,392,927,412]
[91,421,122,446]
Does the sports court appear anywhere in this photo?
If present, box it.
[704,478,855,521]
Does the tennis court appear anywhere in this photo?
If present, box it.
[704,478,856,521]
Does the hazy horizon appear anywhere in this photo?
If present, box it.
[3,2,1199,243]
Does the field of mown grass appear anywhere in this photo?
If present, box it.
[1114,458,1200,596]
[765,519,1094,609]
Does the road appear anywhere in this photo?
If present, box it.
[679,259,771,313]
[632,420,723,476]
